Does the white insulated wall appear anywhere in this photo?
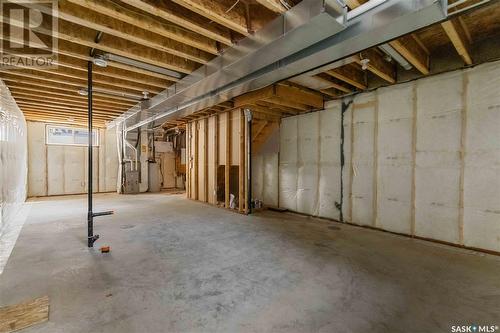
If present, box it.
[0,80,27,237]
[278,61,500,252]
[27,121,118,197]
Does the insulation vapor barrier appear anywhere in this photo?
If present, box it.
[27,122,119,197]
[0,80,27,238]
[276,60,500,253]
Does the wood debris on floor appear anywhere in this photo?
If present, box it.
[0,296,49,333]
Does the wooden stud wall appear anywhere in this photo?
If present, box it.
[186,109,247,213]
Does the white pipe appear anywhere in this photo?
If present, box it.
[123,131,138,171]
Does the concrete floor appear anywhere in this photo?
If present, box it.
[1,193,499,333]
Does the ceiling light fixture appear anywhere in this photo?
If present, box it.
[77,88,88,96]
[360,58,370,70]
[92,54,108,68]
[378,43,412,70]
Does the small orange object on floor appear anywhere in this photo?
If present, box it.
[100,246,110,253]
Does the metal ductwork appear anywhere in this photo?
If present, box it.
[109,0,448,131]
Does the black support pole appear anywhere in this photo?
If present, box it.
[87,60,98,247]
[87,59,114,248]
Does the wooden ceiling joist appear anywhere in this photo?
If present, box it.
[0,70,154,97]
[11,93,127,112]
[354,49,396,84]
[120,0,233,45]
[53,40,180,82]
[9,87,131,108]
[16,101,123,115]
[65,0,219,55]
[23,116,106,127]
[171,0,249,36]
[346,0,429,75]
[4,66,163,94]
[326,65,367,90]
[54,55,171,89]
[441,18,473,65]
[315,75,353,93]
[6,82,137,106]
[389,35,430,75]
[254,0,287,13]
[21,111,113,123]
[55,1,214,64]
[0,16,198,74]
[235,84,323,110]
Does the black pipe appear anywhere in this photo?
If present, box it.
[87,60,98,247]
[87,60,113,247]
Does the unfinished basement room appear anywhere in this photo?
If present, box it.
[1,0,500,332]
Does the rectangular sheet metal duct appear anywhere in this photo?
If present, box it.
[109,0,447,131]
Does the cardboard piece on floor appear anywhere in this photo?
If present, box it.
[0,296,49,333]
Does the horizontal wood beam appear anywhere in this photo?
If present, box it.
[0,70,154,97]
[0,15,198,74]
[171,0,249,36]
[354,49,396,84]
[6,82,137,106]
[65,0,219,55]
[326,64,367,90]
[4,65,163,94]
[57,40,180,82]
[20,110,116,122]
[441,18,472,65]
[255,0,287,13]
[23,115,106,127]
[11,92,127,112]
[275,85,324,109]
[53,55,171,89]
[263,97,311,111]
[389,35,429,75]
[16,100,123,115]
[56,1,213,64]
[314,75,353,93]
[121,0,232,45]
[235,84,323,109]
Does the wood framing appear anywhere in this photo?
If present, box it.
[441,19,473,65]
[225,112,231,208]
[239,109,245,212]
[171,0,250,36]
[354,49,396,84]
[194,121,199,200]
[185,108,249,213]
[389,36,430,75]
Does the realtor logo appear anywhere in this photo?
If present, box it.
[0,0,58,68]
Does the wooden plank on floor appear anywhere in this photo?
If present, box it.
[0,296,49,333]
